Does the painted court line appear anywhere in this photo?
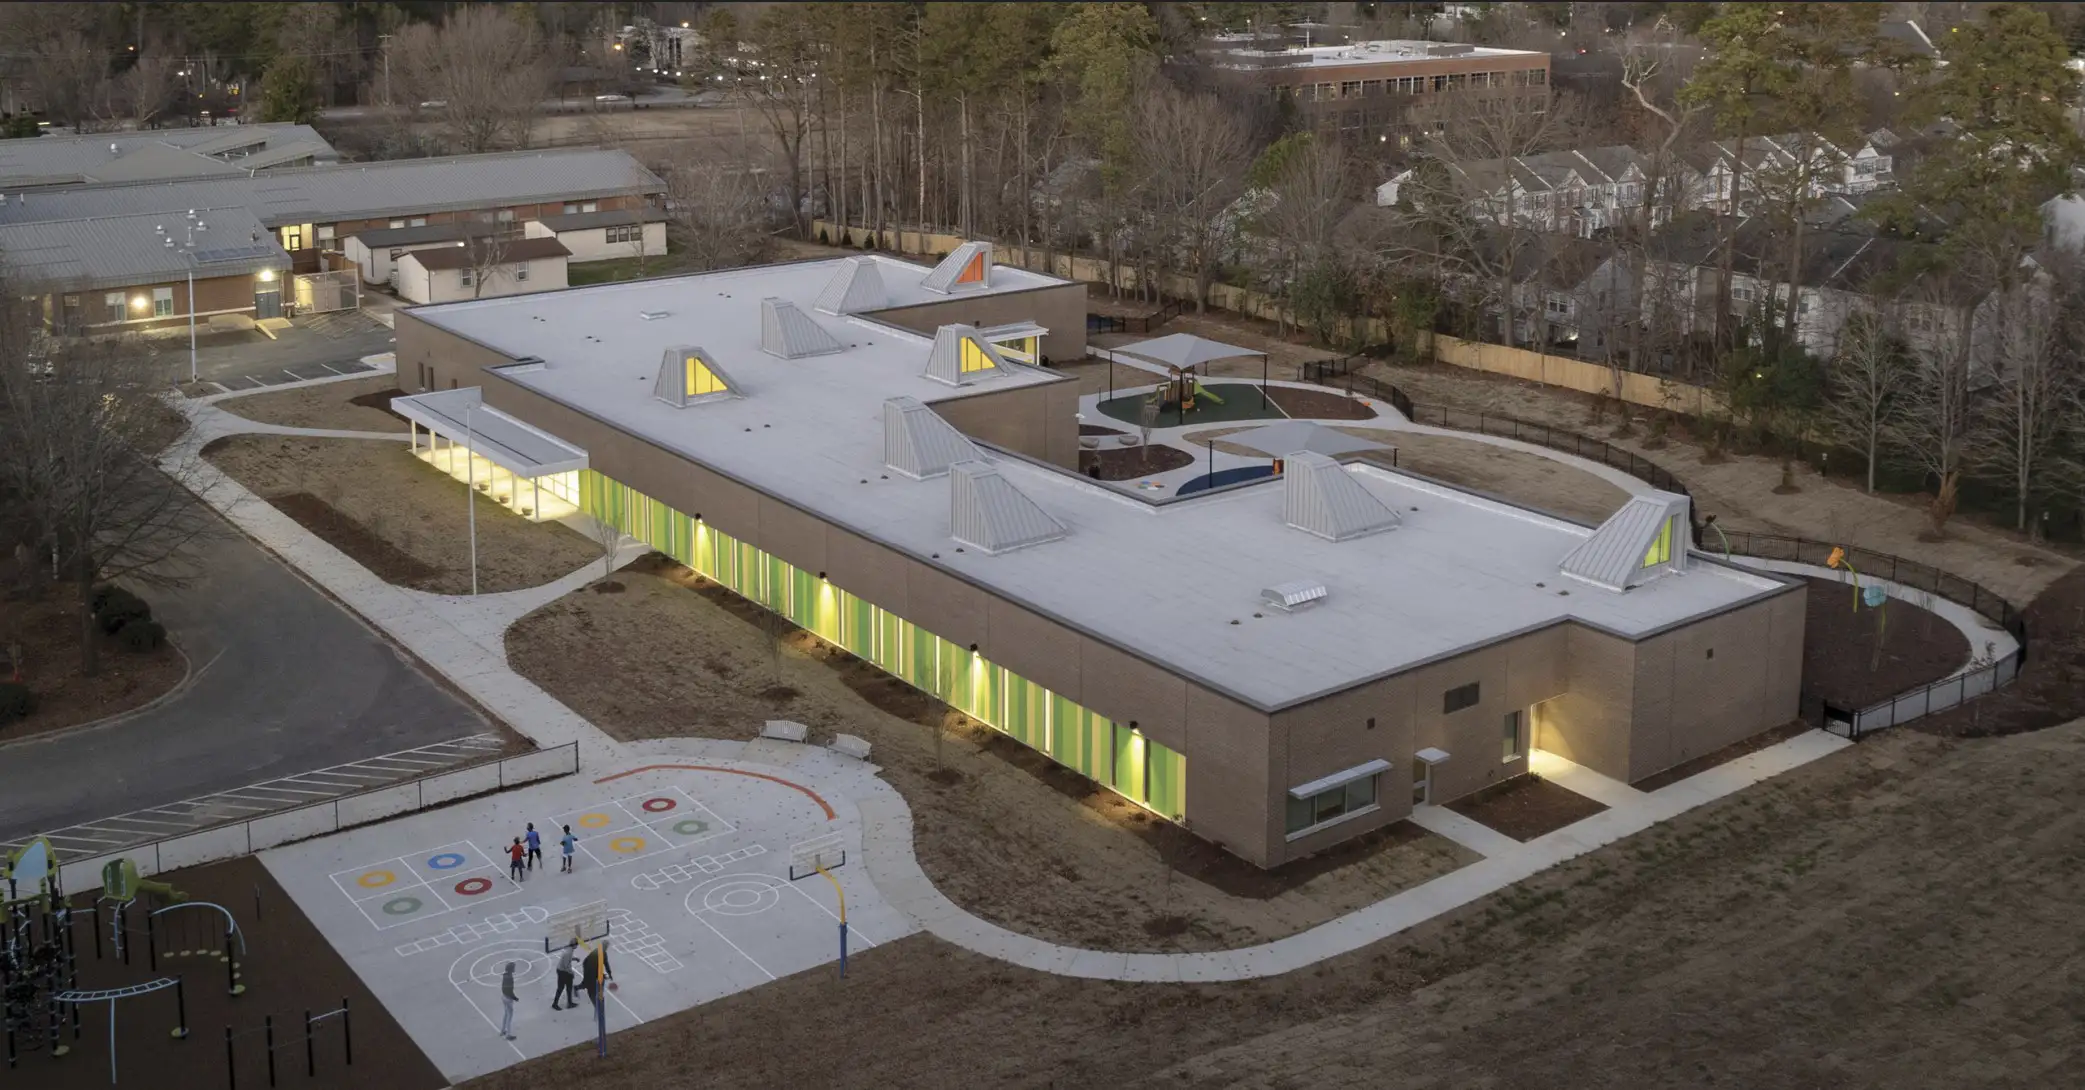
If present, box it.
[694,916,774,981]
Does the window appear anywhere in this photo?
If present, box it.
[684,355,726,397]
[1362,79,1383,96]
[1285,774,1380,835]
[409,217,427,227]
[514,263,529,281]
[1502,710,1524,762]
[1546,295,1571,317]
[959,337,994,373]
[607,224,643,244]
[1340,80,1362,98]
[459,269,475,287]
[562,203,579,215]
[389,248,405,261]
[104,292,123,311]
[1530,69,1547,85]
[1642,516,1675,568]
[496,210,515,223]
[1443,682,1480,714]
[151,286,173,318]
[388,220,405,229]
[282,226,303,250]
[581,201,599,213]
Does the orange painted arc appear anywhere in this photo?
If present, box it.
[593,764,836,820]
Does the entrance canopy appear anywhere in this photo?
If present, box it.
[1223,420,1392,460]
[1114,332,1266,371]
[391,387,588,477]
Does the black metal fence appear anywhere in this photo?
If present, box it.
[1087,297,1189,337]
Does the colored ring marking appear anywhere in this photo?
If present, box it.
[380,896,422,916]
[594,764,836,821]
[641,797,677,813]
[453,877,493,896]
[672,818,710,836]
[608,836,647,854]
[427,852,466,870]
[356,869,396,889]
[578,812,612,829]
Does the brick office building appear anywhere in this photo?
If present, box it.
[1214,39,1551,144]
[0,206,291,332]
[389,244,1803,869]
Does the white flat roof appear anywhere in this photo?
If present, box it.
[410,257,1787,711]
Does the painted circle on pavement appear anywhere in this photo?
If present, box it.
[672,818,710,836]
[356,869,397,889]
[380,895,423,916]
[694,878,779,917]
[465,949,549,988]
[453,877,493,896]
[427,852,466,870]
[578,812,612,829]
[641,797,677,813]
[608,836,647,855]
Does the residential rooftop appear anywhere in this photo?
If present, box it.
[0,123,337,189]
[0,148,662,230]
[410,257,1785,710]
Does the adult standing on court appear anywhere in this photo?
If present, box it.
[580,939,615,1007]
[498,962,518,1040]
[525,823,543,871]
[551,939,579,1010]
[560,825,578,873]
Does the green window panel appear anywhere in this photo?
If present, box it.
[1110,723,1143,803]
[1048,696,1091,776]
[1001,674,1037,747]
[876,610,906,676]
[1147,742,1185,821]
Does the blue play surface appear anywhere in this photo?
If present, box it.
[1175,465,1278,496]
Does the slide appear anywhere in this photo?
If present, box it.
[101,858,187,906]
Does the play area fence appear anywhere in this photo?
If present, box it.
[50,744,579,897]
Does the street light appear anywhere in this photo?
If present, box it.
[156,210,207,385]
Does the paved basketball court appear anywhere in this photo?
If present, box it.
[261,759,915,1082]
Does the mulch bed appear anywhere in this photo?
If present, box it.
[1264,384,1379,421]
[1079,423,1126,437]
[346,387,412,423]
[1915,563,2085,738]
[1633,719,1815,792]
[0,587,186,743]
[269,492,441,584]
[25,855,443,1090]
[1800,576,1970,710]
[1078,444,1193,481]
[1447,774,1607,841]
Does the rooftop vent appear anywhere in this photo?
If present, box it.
[1282,452,1400,541]
[882,396,981,479]
[949,460,1065,555]
[760,297,842,359]
[1262,580,1327,612]
[920,241,992,295]
[815,256,888,315]
[922,324,1008,387]
[652,345,740,407]
[638,310,671,321]
[1558,490,1691,592]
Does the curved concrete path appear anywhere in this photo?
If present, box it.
[166,373,1855,984]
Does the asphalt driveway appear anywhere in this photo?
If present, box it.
[0,505,489,842]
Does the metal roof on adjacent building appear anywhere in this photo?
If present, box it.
[402,235,571,270]
[0,206,289,292]
[530,208,670,232]
[0,123,339,189]
[0,148,664,230]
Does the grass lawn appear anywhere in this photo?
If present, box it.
[215,375,409,433]
[568,253,701,286]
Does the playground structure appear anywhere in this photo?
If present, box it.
[4,837,80,1068]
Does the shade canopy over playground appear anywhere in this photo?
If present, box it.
[1223,420,1394,460]
[1114,333,1266,371]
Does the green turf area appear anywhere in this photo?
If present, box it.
[1095,382,1289,426]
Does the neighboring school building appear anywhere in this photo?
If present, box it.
[0,205,291,332]
[394,236,572,304]
[522,208,669,263]
[390,243,1803,869]
[1210,39,1550,144]
[0,123,339,190]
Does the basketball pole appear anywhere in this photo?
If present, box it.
[814,863,847,979]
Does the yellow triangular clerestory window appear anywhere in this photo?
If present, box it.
[1642,516,1673,568]
[959,337,995,373]
[684,355,726,397]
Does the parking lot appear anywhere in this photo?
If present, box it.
[162,310,397,395]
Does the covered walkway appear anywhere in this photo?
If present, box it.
[392,388,589,522]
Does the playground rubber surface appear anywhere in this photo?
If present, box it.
[1094,382,1290,427]
[18,854,443,1090]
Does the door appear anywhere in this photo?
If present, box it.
[1412,762,1431,806]
[254,289,283,319]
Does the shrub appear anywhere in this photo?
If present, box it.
[0,681,34,724]
[118,619,167,652]
[96,587,150,635]
[815,227,828,245]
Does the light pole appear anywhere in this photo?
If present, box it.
[465,402,479,596]
[156,211,207,385]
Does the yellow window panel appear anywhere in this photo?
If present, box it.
[1642,516,1672,568]
[959,338,995,373]
[684,356,726,397]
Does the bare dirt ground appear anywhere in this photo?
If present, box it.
[1447,773,1607,841]
[0,586,184,742]
[1185,425,1631,525]
[215,376,408,433]
[1801,575,1972,709]
[202,435,598,595]
[468,719,2085,1090]
[506,558,1475,954]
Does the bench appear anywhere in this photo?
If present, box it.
[830,734,872,761]
[760,720,810,743]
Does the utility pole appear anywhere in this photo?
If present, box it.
[378,34,392,108]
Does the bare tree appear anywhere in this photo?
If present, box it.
[1889,278,1980,537]
[392,7,553,153]
[657,156,774,272]
[1823,305,1908,493]
[1974,278,2081,533]
[1133,85,1252,312]
[455,214,518,301]
[1248,135,1351,341]
[0,286,219,677]
[27,30,116,132]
